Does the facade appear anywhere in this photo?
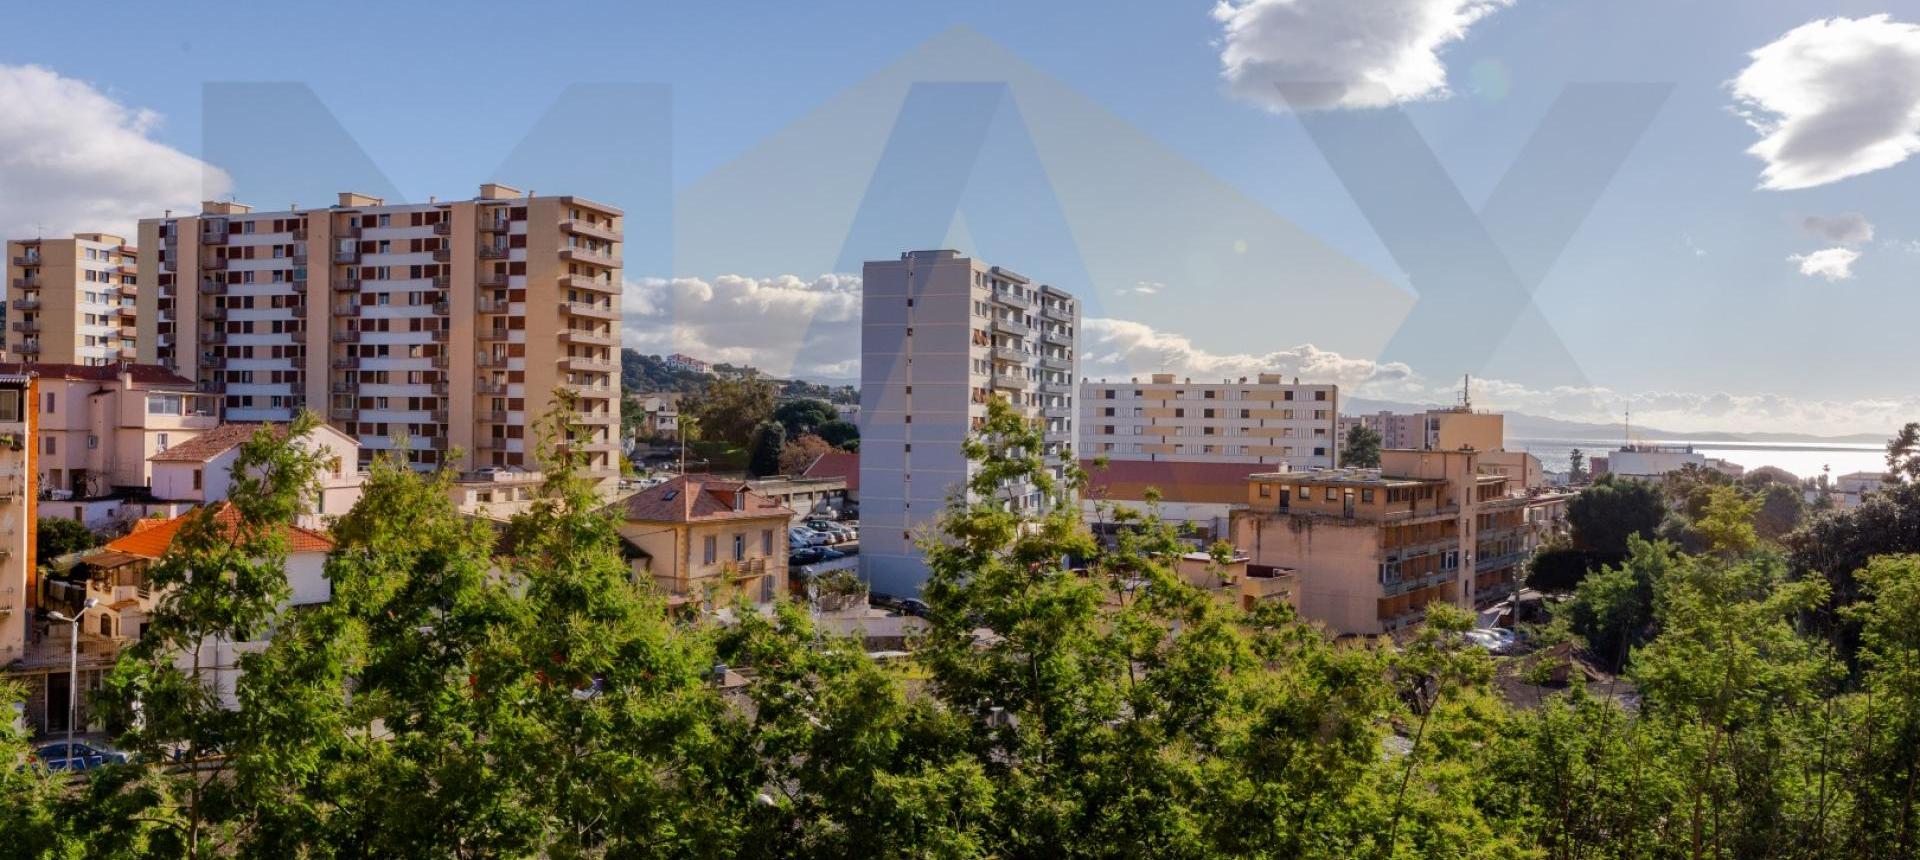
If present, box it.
[1230,449,1566,637]
[0,374,36,673]
[1592,444,1744,481]
[1081,373,1338,468]
[617,477,792,609]
[1354,408,1505,453]
[0,363,219,507]
[137,185,621,485]
[6,234,139,366]
[149,422,365,527]
[446,469,548,519]
[1816,471,1890,510]
[1081,458,1272,546]
[635,393,681,438]
[664,353,708,373]
[859,250,1078,595]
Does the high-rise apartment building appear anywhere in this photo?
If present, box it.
[136,185,622,482]
[1352,407,1504,453]
[1081,373,1338,469]
[859,250,1078,595]
[6,234,140,365]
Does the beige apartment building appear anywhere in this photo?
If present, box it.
[618,477,793,610]
[1081,373,1338,469]
[137,185,621,484]
[0,363,220,509]
[0,373,36,673]
[1230,449,1565,637]
[1353,407,1504,453]
[6,234,140,365]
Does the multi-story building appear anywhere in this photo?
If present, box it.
[136,185,622,485]
[858,250,1079,595]
[617,477,793,609]
[149,421,365,528]
[1352,407,1504,453]
[0,372,36,672]
[1230,449,1566,637]
[1081,373,1338,468]
[1590,444,1744,482]
[664,353,708,373]
[0,363,219,511]
[6,234,140,365]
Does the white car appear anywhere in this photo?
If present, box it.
[789,527,829,548]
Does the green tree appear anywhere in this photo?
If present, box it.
[36,516,99,559]
[771,398,836,440]
[0,681,76,857]
[1843,555,1920,853]
[685,375,776,446]
[815,418,859,450]
[1754,482,1807,542]
[746,419,786,477]
[1342,424,1382,468]
[1887,421,1920,483]
[1787,478,1920,660]
[777,432,833,476]
[1562,536,1680,670]
[1567,448,1588,484]
[95,414,331,859]
[1568,474,1667,561]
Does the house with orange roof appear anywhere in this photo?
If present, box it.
[16,502,336,732]
[617,476,792,609]
[150,422,364,529]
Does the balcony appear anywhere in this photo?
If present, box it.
[333,277,361,291]
[291,228,308,240]
[1038,381,1071,396]
[432,249,451,263]
[1041,301,1073,322]
[198,279,223,295]
[430,329,449,343]
[201,256,229,271]
[332,249,359,264]
[199,330,225,345]
[1041,329,1072,347]
[561,329,615,347]
[561,218,621,243]
[431,381,450,396]
[563,356,614,373]
[16,341,39,354]
[11,256,39,267]
[992,289,1031,310]
[478,297,511,313]
[475,353,504,368]
[10,298,38,311]
[431,354,451,369]
[432,222,451,236]
[116,305,135,318]
[332,330,360,343]
[480,409,509,423]
[291,254,308,267]
[990,346,1029,364]
[290,304,307,318]
[478,245,509,260]
[431,276,449,290]
[478,328,510,342]
[991,373,1029,391]
[332,304,358,317]
[119,326,138,340]
[198,354,225,369]
[11,322,38,335]
[431,409,449,423]
[557,274,615,295]
[1038,354,1070,371]
[476,380,508,396]
[991,318,1029,337]
[560,301,619,320]
[432,301,450,315]
[331,382,353,394]
[9,279,34,290]
[199,306,224,321]
[559,246,621,268]
[201,229,229,246]
[332,357,360,370]
[478,272,508,288]
[569,411,615,425]
[478,218,511,233]
[329,407,355,421]
[335,225,362,239]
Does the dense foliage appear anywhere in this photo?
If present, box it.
[1343,423,1382,468]
[8,402,1920,859]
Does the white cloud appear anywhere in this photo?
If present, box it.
[1212,0,1514,111]
[1788,246,1860,281]
[1082,317,1917,436]
[0,64,227,238]
[624,274,862,379]
[1800,212,1875,244]
[1732,15,1920,190]
[1121,281,1162,295]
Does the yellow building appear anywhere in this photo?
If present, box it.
[6,233,140,365]
[136,185,620,485]
[1230,449,1556,637]
[1082,372,1339,468]
[617,477,793,610]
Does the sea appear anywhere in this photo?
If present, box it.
[1507,437,1886,482]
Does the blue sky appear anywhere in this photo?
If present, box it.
[2,1,1917,435]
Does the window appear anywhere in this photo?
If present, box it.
[1325,487,1337,501]
[43,437,54,455]
[44,392,55,414]
[703,536,717,564]
[733,534,746,561]
[192,469,202,491]
[0,390,18,422]
[762,529,773,555]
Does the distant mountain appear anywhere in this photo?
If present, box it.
[1342,397,1888,446]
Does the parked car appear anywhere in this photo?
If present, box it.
[789,527,829,548]
[790,546,846,566]
[898,598,930,618]
[806,520,857,543]
[32,741,127,772]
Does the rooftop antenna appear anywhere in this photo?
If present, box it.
[1623,405,1631,449]
[1460,373,1472,410]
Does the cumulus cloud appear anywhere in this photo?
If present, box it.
[1801,212,1875,245]
[1732,15,1920,190]
[1122,281,1162,295]
[1788,247,1861,281]
[624,274,862,379]
[1083,317,1916,436]
[0,64,227,238]
[1213,0,1514,111]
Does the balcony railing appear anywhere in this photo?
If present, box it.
[432,222,451,236]
[478,245,508,260]
[332,249,359,264]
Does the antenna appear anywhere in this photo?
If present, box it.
[1461,373,1472,410]
[1624,405,1631,449]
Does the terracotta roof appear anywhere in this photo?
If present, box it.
[622,476,794,524]
[1081,459,1271,505]
[104,502,334,559]
[148,423,279,463]
[0,362,193,387]
[802,451,859,492]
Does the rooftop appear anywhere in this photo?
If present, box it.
[149,423,276,463]
[104,501,335,559]
[622,476,795,524]
[0,362,194,387]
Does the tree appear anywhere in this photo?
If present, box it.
[1568,448,1588,484]
[36,516,98,559]
[1888,421,1920,483]
[1568,474,1666,561]
[0,681,75,856]
[684,375,775,446]
[772,398,836,440]
[1755,482,1807,541]
[778,432,833,476]
[747,419,787,477]
[1342,423,1382,468]
[815,418,859,450]
[1788,478,1920,661]
[96,413,331,859]
[1562,536,1681,669]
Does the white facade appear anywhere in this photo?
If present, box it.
[859,250,1078,596]
[1081,373,1338,467]
[150,424,364,528]
[1599,445,1744,481]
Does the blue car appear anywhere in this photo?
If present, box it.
[33,741,127,772]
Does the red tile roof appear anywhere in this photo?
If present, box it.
[622,476,794,524]
[1081,459,1270,505]
[104,502,335,559]
[801,451,859,492]
[0,362,193,387]
[149,423,279,463]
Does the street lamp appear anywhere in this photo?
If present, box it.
[48,597,98,763]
